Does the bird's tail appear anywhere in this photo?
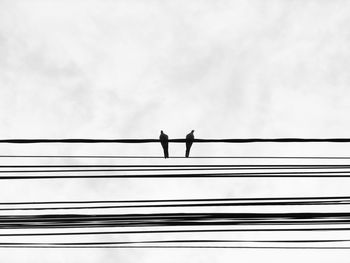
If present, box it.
[185,148,190,158]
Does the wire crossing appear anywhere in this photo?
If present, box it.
[0,152,348,249]
[1,195,350,210]
[0,212,350,229]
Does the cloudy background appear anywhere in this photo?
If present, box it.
[1,0,350,262]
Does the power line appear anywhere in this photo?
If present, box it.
[5,165,350,173]
[0,238,350,246]
[0,212,350,229]
[0,195,349,205]
[2,196,350,210]
[1,227,350,237]
[3,164,350,168]
[0,245,349,249]
[1,155,350,159]
[1,200,350,211]
[2,138,350,144]
[3,171,350,179]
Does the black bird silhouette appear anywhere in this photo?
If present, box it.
[159,130,169,158]
[185,130,195,158]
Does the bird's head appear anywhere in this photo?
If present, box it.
[191,130,195,133]
[160,130,164,134]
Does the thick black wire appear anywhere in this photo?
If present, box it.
[0,245,349,249]
[1,155,350,159]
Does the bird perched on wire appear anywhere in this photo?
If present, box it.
[185,130,195,157]
[159,130,169,158]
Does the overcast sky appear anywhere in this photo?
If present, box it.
[1,0,350,139]
[1,0,350,262]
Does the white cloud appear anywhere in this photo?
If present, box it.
[1,1,350,262]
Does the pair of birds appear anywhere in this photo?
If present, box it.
[159,130,194,158]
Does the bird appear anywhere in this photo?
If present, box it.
[159,130,169,158]
[185,130,195,157]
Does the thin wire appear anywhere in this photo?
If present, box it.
[0,238,350,246]
[0,195,349,205]
[5,166,350,173]
[3,172,350,179]
[0,245,349,249]
[0,201,349,211]
[1,155,350,159]
[2,199,350,210]
[3,164,350,168]
[1,227,350,237]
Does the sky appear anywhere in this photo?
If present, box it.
[1,0,350,262]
